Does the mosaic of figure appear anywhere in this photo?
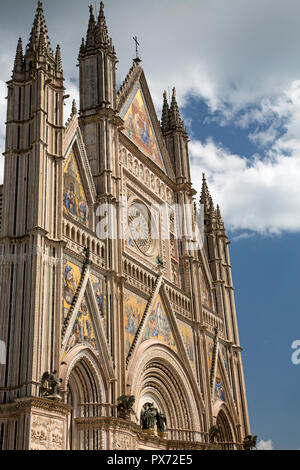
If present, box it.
[143,297,176,351]
[63,259,82,321]
[215,366,225,402]
[123,87,164,170]
[66,297,97,353]
[124,292,147,355]
[179,321,195,363]
[63,150,89,226]
[206,338,225,401]
[91,273,106,321]
[206,338,214,371]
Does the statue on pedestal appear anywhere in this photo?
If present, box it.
[40,370,62,399]
[140,402,158,431]
[243,435,257,450]
[117,395,137,420]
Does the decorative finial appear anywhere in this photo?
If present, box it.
[55,44,63,72]
[71,99,77,116]
[14,37,24,71]
[161,90,170,133]
[133,36,141,63]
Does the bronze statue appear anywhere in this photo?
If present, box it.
[83,246,90,262]
[243,434,257,450]
[140,402,158,430]
[117,395,137,420]
[209,424,221,443]
[40,370,62,399]
[156,411,167,433]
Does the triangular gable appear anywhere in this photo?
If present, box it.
[61,273,114,381]
[65,295,98,354]
[118,69,175,179]
[126,283,205,409]
[120,83,166,171]
[141,294,177,351]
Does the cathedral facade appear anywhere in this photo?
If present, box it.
[0,2,250,450]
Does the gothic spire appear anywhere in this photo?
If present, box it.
[26,1,53,58]
[14,37,24,72]
[96,1,109,46]
[200,173,215,216]
[216,204,226,233]
[161,90,170,133]
[86,5,96,50]
[169,87,182,129]
[55,44,63,72]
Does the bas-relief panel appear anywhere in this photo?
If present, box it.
[178,321,195,363]
[63,149,89,226]
[142,296,177,351]
[124,290,147,355]
[121,85,164,170]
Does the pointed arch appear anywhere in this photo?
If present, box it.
[212,400,238,446]
[127,343,203,439]
[60,347,109,450]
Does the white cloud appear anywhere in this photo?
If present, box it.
[256,439,274,450]
[190,131,300,234]
[189,77,300,235]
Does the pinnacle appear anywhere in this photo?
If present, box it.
[161,90,170,133]
[170,87,182,128]
[200,173,214,214]
[55,44,63,72]
[96,1,111,48]
[14,37,24,71]
[80,3,115,58]
[26,1,53,58]
[85,5,96,50]
[71,99,77,116]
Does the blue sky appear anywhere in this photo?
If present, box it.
[0,0,300,450]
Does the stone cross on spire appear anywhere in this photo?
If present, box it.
[133,36,141,63]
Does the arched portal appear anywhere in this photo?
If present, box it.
[62,347,108,450]
[216,409,233,443]
[128,343,203,442]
